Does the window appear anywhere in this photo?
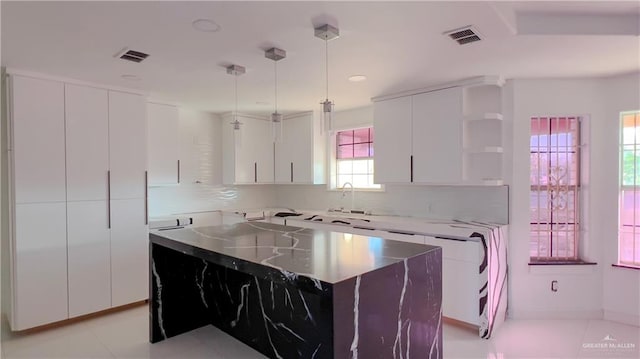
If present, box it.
[335,127,380,189]
[619,111,640,267]
[530,117,581,261]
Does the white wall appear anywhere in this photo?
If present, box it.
[601,72,640,326]
[1,67,10,339]
[505,76,639,321]
[147,109,275,217]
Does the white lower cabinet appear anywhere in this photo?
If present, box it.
[110,199,149,307]
[425,235,481,325]
[442,258,479,324]
[13,203,68,330]
[67,200,111,317]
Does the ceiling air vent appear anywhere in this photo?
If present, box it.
[444,26,482,45]
[115,48,149,63]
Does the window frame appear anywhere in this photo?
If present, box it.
[328,126,383,191]
[529,116,582,262]
[618,111,640,268]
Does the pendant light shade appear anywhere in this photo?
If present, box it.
[265,47,286,143]
[315,24,339,134]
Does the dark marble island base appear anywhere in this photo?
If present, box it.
[149,223,443,358]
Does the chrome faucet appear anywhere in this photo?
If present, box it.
[341,182,354,212]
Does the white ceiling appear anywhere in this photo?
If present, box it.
[2,1,639,115]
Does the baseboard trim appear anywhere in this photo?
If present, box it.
[604,310,640,327]
[11,300,148,334]
[443,316,479,332]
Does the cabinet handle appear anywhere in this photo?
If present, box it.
[410,155,414,183]
[177,160,180,184]
[144,171,148,225]
[290,162,294,183]
[107,171,111,229]
[254,162,257,183]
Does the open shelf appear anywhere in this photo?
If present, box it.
[462,83,504,185]
[464,112,503,122]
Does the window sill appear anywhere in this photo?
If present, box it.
[529,260,597,266]
[612,263,640,271]
[528,260,598,275]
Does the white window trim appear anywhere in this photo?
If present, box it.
[326,127,385,192]
[618,110,640,268]
[529,115,586,263]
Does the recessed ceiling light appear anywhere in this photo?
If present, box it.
[348,75,367,82]
[121,74,141,81]
[192,19,221,33]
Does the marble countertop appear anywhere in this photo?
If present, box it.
[149,221,439,285]
[270,209,506,242]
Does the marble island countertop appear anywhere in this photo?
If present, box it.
[149,221,439,286]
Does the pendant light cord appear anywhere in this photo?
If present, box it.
[234,73,238,122]
[325,39,329,101]
[274,61,278,114]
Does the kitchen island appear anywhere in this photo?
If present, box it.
[149,222,443,358]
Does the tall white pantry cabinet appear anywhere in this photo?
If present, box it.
[7,74,148,330]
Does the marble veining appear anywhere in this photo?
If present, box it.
[349,275,361,359]
[151,260,167,340]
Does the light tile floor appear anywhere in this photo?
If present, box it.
[1,304,638,358]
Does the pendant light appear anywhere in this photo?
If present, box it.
[315,24,340,134]
[265,47,286,143]
[227,64,245,145]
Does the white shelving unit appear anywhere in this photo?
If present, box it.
[462,82,504,185]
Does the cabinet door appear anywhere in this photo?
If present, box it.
[10,76,66,203]
[67,200,111,317]
[235,117,273,184]
[147,103,179,185]
[424,235,480,325]
[253,119,274,183]
[275,115,313,183]
[108,91,147,199]
[111,198,148,306]
[65,84,109,201]
[442,259,479,325]
[412,87,463,184]
[13,202,68,330]
[373,96,412,184]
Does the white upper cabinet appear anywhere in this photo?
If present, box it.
[373,96,412,184]
[223,115,274,184]
[10,75,66,203]
[65,84,109,201]
[374,87,464,184]
[108,91,147,199]
[147,103,180,186]
[373,80,497,185]
[275,112,325,184]
[412,87,463,184]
